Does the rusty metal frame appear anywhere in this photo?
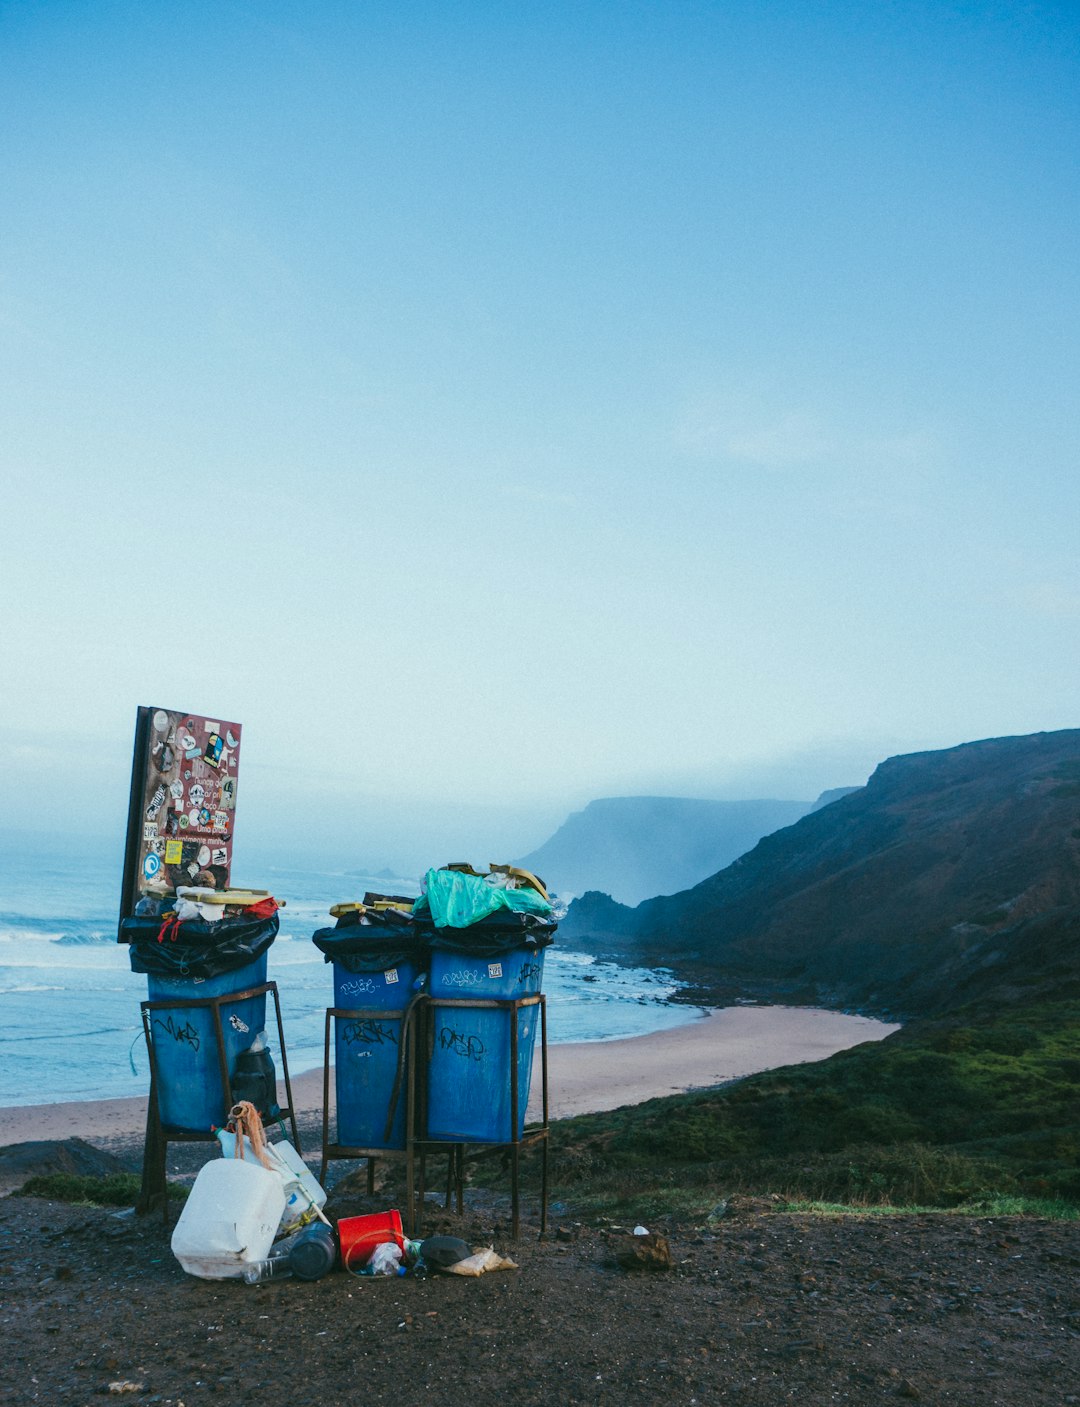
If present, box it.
[318,1003,418,1235]
[137,979,300,1222]
[318,991,549,1239]
[414,993,549,1239]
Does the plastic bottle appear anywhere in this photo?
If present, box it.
[240,1228,304,1285]
[242,1252,293,1284]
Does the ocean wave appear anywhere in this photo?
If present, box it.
[0,912,111,935]
[51,931,112,945]
[0,927,67,944]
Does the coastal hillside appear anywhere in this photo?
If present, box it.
[518,795,813,905]
[561,730,1080,1016]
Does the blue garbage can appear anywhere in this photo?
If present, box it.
[123,911,278,1134]
[422,918,554,1143]
[313,915,425,1151]
[144,955,268,1132]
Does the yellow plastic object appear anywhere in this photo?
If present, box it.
[444,862,485,877]
[176,886,282,908]
[362,891,416,910]
[329,902,368,919]
[489,864,550,902]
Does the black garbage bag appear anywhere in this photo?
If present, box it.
[419,1235,473,1271]
[311,920,424,974]
[419,909,557,958]
[120,911,279,979]
[231,1038,281,1121]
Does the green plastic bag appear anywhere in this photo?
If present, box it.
[413,869,552,929]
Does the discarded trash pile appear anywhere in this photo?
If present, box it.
[116,863,557,1273]
[313,863,558,1150]
[171,1101,518,1285]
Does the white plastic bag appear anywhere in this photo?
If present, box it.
[367,1242,403,1275]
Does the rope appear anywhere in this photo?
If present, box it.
[156,914,183,944]
[227,1099,275,1170]
[128,1027,146,1076]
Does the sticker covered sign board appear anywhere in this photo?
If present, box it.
[118,706,242,929]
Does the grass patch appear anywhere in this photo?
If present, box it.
[15,1172,189,1207]
[528,998,1080,1221]
[780,1196,1079,1220]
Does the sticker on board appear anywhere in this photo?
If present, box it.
[120,706,243,932]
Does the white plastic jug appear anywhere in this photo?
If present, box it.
[215,1129,327,1234]
[171,1158,286,1279]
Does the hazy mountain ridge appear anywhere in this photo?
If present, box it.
[518,795,814,905]
[561,730,1080,1016]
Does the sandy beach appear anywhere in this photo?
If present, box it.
[0,1005,897,1148]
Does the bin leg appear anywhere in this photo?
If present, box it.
[540,1136,549,1237]
[136,1076,168,1220]
[268,983,302,1152]
[135,1007,168,1220]
[417,1150,427,1237]
[320,1009,332,1186]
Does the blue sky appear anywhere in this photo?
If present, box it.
[2,1,1078,868]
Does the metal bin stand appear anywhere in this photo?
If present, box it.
[137,979,300,1222]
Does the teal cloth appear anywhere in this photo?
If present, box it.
[413,868,552,929]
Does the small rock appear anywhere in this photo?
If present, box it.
[556,1226,575,1243]
[105,1383,145,1396]
[615,1232,674,1273]
[897,1380,920,1400]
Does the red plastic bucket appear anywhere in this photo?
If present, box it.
[337,1210,405,1271]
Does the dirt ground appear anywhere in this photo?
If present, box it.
[2,1137,1078,1407]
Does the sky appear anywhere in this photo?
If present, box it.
[2,0,1078,871]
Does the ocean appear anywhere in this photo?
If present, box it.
[0,844,701,1108]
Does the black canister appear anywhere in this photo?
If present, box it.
[288,1222,337,1281]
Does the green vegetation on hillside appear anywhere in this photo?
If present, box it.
[539,1001,1080,1220]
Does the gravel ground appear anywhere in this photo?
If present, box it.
[2,1169,1078,1407]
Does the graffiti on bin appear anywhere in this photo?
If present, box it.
[338,976,377,997]
[516,961,541,986]
[438,1026,485,1062]
[440,968,481,989]
[343,1018,398,1048]
[153,1014,200,1051]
